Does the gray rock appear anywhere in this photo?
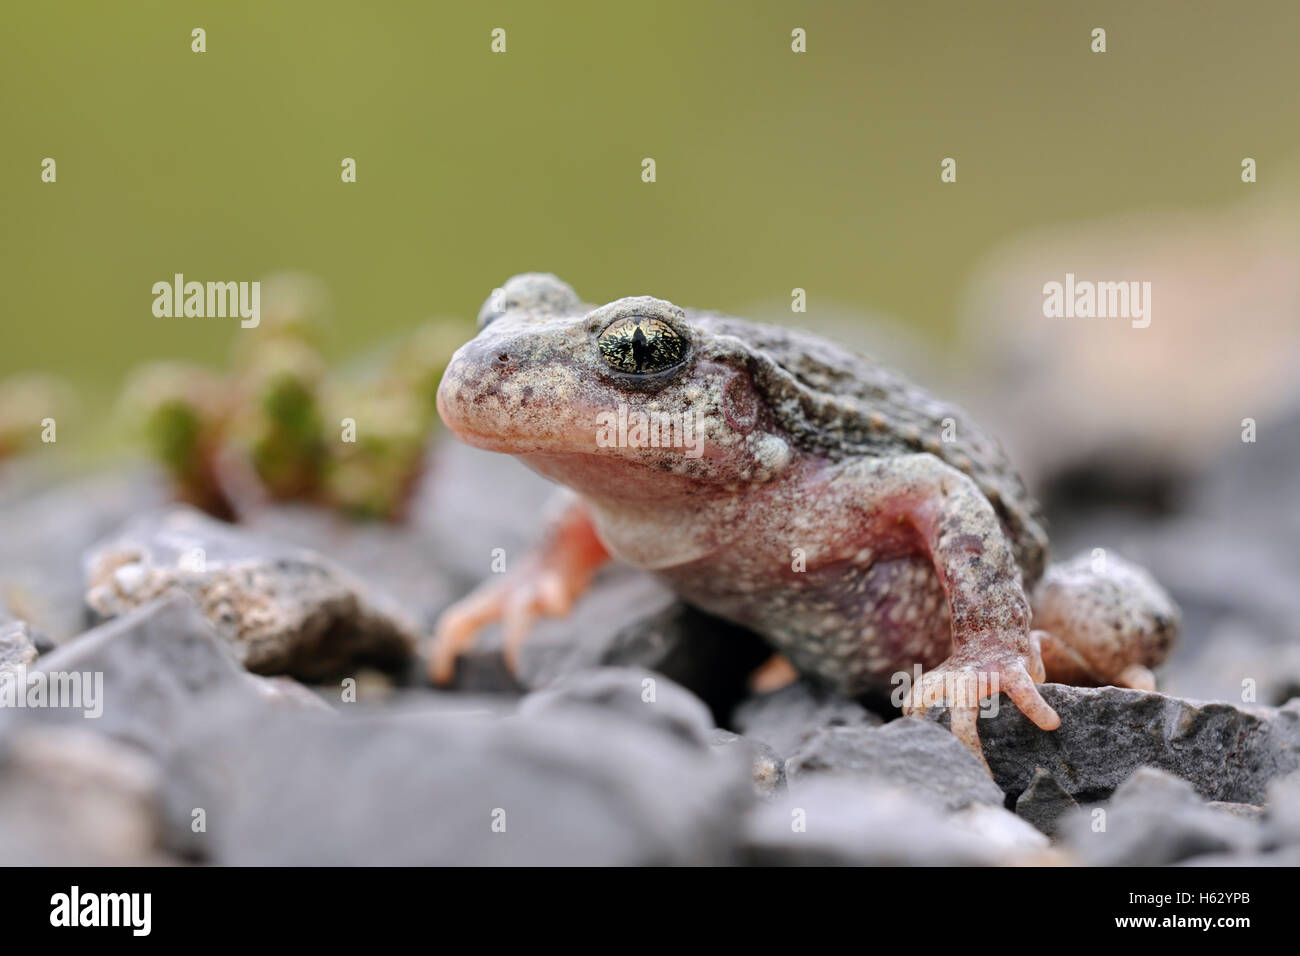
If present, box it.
[0,598,37,675]
[519,667,785,798]
[1263,769,1300,846]
[731,680,879,757]
[923,683,1300,804]
[1180,845,1300,866]
[584,587,771,718]
[4,594,345,862]
[709,728,786,798]
[1015,767,1079,838]
[166,705,751,865]
[949,802,1053,857]
[1205,801,1265,821]
[741,777,1045,866]
[0,625,36,675]
[84,507,417,680]
[0,467,171,641]
[29,628,56,656]
[14,594,329,754]
[249,674,335,713]
[0,725,168,865]
[1058,767,1263,866]
[786,718,1004,811]
[245,503,457,636]
[517,666,715,749]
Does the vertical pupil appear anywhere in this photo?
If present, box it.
[599,316,683,374]
[631,324,650,370]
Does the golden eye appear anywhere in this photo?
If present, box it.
[597,316,687,374]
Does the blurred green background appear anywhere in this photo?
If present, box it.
[3,0,1298,411]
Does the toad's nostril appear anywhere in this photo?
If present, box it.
[497,353,510,363]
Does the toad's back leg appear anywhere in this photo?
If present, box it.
[1031,551,1180,690]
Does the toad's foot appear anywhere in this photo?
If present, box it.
[748,653,799,693]
[428,565,573,684]
[1037,631,1158,690]
[427,495,609,685]
[1115,662,1157,690]
[902,629,1060,772]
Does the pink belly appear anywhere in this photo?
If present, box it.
[660,554,954,696]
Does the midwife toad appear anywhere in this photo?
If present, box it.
[430,274,1180,766]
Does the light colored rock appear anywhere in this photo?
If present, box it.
[84,507,417,679]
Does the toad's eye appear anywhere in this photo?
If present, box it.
[597,316,687,375]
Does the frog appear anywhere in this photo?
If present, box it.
[428,273,1180,768]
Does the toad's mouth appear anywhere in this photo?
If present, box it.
[440,379,717,461]
[446,426,568,455]
[446,416,720,460]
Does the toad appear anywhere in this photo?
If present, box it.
[429,274,1179,767]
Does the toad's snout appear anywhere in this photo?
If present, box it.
[435,331,594,453]
[436,337,521,446]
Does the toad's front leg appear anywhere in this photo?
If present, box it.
[428,491,610,684]
[836,454,1060,767]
